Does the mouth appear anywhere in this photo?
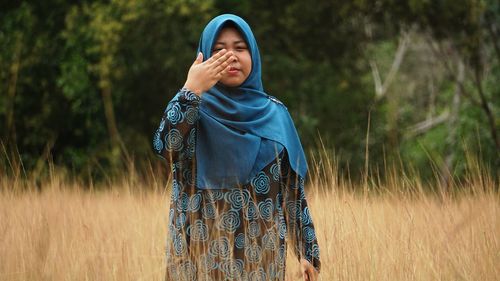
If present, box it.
[227,67,240,75]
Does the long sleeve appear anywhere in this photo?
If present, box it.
[152,88,201,166]
[282,155,321,272]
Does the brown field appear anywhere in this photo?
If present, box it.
[0,157,499,281]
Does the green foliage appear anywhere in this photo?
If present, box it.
[0,0,497,184]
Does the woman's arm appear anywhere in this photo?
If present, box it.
[282,157,321,275]
[152,88,201,166]
[153,49,236,165]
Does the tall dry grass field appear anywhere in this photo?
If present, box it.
[0,156,498,280]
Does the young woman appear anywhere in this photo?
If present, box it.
[153,14,321,281]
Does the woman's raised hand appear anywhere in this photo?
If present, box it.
[183,49,236,96]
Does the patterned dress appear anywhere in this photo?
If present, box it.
[153,89,321,281]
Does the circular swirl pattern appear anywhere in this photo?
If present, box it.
[183,90,200,101]
[235,233,246,249]
[172,232,186,256]
[187,219,208,242]
[173,160,183,170]
[217,210,240,233]
[278,216,287,239]
[198,254,217,273]
[275,269,284,281]
[248,221,261,238]
[178,260,196,281]
[275,193,283,213]
[166,103,184,125]
[177,192,189,212]
[204,190,223,202]
[258,198,274,221]
[244,243,262,263]
[244,201,258,221]
[303,226,316,243]
[153,130,163,152]
[165,129,184,151]
[185,105,199,124]
[278,244,286,261]
[249,268,266,281]
[165,101,175,112]
[171,179,180,201]
[251,172,270,194]
[158,119,165,131]
[201,202,216,220]
[183,169,193,186]
[219,259,244,279]
[302,206,312,225]
[290,175,304,190]
[189,193,202,212]
[262,230,278,251]
[168,224,175,235]
[286,201,301,221]
[186,128,196,159]
[268,263,277,280]
[299,186,306,200]
[208,237,230,259]
[308,243,320,258]
[168,208,174,225]
[224,189,250,210]
[270,163,280,181]
[175,212,186,230]
[166,263,179,280]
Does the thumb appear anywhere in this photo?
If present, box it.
[193,52,203,65]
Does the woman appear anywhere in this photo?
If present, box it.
[153,14,321,281]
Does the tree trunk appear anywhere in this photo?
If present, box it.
[474,68,500,153]
[441,60,463,191]
[5,35,22,145]
[100,83,123,165]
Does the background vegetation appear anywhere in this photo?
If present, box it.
[1,0,498,186]
[1,2,498,280]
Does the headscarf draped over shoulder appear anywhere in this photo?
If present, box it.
[195,14,308,189]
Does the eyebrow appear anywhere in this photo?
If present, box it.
[213,40,247,46]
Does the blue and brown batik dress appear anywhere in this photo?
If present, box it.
[153,89,321,281]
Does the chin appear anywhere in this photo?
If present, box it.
[220,79,244,88]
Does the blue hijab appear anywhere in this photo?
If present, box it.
[196,14,308,189]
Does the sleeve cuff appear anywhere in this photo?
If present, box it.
[178,87,201,104]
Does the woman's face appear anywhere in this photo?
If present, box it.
[211,26,252,87]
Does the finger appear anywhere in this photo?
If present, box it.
[215,64,231,80]
[308,267,317,281]
[206,49,227,64]
[208,51,234,68]
[214,56,235,73]
[192,52,203,65]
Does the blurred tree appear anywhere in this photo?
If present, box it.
[0,0,497,184]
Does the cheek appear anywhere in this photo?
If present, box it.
[242,54,252,74]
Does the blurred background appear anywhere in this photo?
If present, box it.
[0,0,498,186]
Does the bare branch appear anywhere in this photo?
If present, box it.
[369,31,411,100]
[405,110,450,139]
[424,34,481,106]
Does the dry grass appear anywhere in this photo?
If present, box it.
[0,155,499,280]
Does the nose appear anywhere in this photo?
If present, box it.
[229,52,238,63]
